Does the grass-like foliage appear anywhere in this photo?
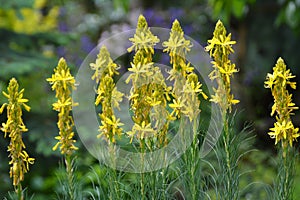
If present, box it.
[55,158,83,200]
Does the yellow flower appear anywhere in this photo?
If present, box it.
[47,58,76,98]
[98,115,124,143]
[91,45,124,144]
[0,78,34,186]
[90,45,120,84]
[163,19,192,66]
[127,15,159,55]
[163,19,207,122]
[269,121,299,147]
[52,97,72,112]
[47,58,78,155]
[126,16,172,148]
[126,59,153,84]
[127,121,155,143]
[163,20,193,75]
[205,33,236,57]
[169,98,184,118]
[265,57,299,146]
[0,0,59,34]
[205,20,239,113]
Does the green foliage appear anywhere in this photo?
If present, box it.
[113,0,130,12]
[0,0,35,10]
[208,0,256,24]
[276,0,300,34]
[55,158,83,200]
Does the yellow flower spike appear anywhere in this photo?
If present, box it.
[205,20,239,113]
[265,57,299,147]
[127,15,159,55]
[90,46,124,144]
[163,19,192,67]
[126,16,172,147]
[0,78,34,189]
[164,19,207,122]
[47,58,78,155]
[90,45,120,84]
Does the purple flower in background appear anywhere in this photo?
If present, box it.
[58,7,69,32]
[183,25,193,35]
[59,7,67,16]
[143,7,188,29]
[58,22,69,32]
[81,35,95,53]
[57,46,66,58]
[169,7,184,22]
[143,9,166,27]
[143,9,154,20]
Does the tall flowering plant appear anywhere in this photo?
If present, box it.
[126,15,170,149]
[126,15,166,200]
[163,19,207,121]
[0,78,34,200]
[88,15,208,199]
[47,57,78,200]
[47,57,78,155]
[90,45,124,144]
[90,45,125,199]
[163,19,207,200]
[205,20,240,200]
[265,57,299,200]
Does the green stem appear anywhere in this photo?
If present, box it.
[284,145,288,199]
[113,166,120,200]
[182,118,199,200]
[279,142,294,200]
[140,140,145,200]
[190,119,198,200]
[110,144,120,200]
[16,182,23,200]
[150,141,157,200]
[150,170,156,200]
[161,168,166,200]
[223,115,232,199]
[65,155,75,200]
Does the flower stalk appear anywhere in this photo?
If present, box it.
[163,19,207,200]
[127,15,161,200]
[205,20,239,200]
[47,57,78,200]
[126,14,171,149]
[90,45,124,144]
[0,78,34,200]
[90,45,124,199]
[264,57,299,200]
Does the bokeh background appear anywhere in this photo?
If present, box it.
[1,0,300,198]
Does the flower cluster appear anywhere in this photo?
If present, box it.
[264,57,299,146]
[126,15,171,146]
[127,15,160,57]
[205,20,239,113]
[47,58,78,155]
[0,78,34,186]
[163,19,207,122]
[91,16,207,149]
[90,45,124,143]
[0,0,59,34]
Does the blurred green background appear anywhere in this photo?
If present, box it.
[0,0,300,199]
